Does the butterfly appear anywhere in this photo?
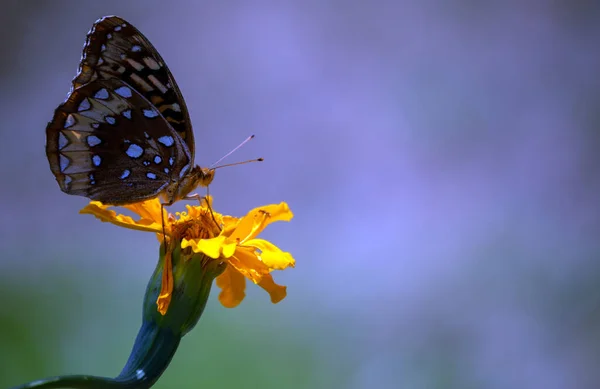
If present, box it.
[46,15,214,206]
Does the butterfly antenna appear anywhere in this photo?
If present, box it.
[213,158,263,170]
[210,135,256,168]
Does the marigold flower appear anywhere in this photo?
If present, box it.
[81,197,295,314]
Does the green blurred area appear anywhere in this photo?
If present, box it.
[3,241,600,389]
[0,259,342,389]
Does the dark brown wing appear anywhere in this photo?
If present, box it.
[72,15,195,160]
[46,78,192,205]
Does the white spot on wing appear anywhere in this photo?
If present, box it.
[105,116,116,125]
[131,45,142,52]
[158,136,174,147]
[143,109,159,118]
[92,155,102,166]
[114,25,122,32]
[114,86,132,98]
[64,114,76,128]
[171,103,181,112]
[136,369,145,379]
[143,160,150,166]
[101,44,106,52]
[143,57,161,70]
[120,170,131,179]
[126,144,143,158]
[168,157,174,166]
[94,88,109,99]
[146,172,157,179]
[89,173,95,185]
[58,132,68,149]
[59,155,70,171]
[91,122,100,129]
[122,109,132,119]
[87,135,102,147]
[148,75,167,94]
[125,58,145,72]
[154,155,162,164]
[164,167,170,174]
[78,98,91,111]
[130,73,153,92]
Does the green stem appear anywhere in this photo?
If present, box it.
[9,320,179,389]
[10,245,225,389]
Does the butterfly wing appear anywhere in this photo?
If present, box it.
[72,15,195,160]
[46,78,192,205]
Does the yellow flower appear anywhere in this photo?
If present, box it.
[81,198,295,313]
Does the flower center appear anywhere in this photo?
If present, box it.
[172,209,221,242]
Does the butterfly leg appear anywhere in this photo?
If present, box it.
[204,186,221,231]
[184,192,221,231]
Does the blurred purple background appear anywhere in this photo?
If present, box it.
[1,1,599,388]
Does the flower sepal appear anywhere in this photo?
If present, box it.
[143,242,227,335]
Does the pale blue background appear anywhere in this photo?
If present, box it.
[1,1,599,388]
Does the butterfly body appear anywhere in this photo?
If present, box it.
[46,16,213,206]
[161,165,215,206]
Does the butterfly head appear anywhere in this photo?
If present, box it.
[163,165,215,205]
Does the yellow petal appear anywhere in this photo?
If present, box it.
[216,266,246,308]
[80,201,163,234]
[244,239,295,270]
[181,236,237,259]
[228,202,294,243]
[258,274,287,304]
[259,202,294,223]
[123,199,164,224]
[220,215,241,237]
[228,248,271,284]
